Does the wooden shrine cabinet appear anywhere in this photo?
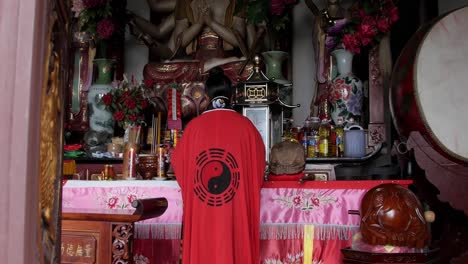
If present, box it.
[61,198,167,263]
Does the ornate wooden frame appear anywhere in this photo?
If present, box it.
[368,46,386,147]
[37,0,70,261]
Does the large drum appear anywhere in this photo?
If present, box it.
[390,6,468,164]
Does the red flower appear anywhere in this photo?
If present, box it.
[325,0,398,52]
[120,91,130,102]
[82,0,106,8]
[97,18,115,40]
[311,198,320,206]
[140,100,148,109]
[113,111,125,122]
[127,194,137,204]
[102,93,113,106]
[292,196,302,207]
[342,34,361,54]
[107,196,118,209]
[359,16,377,37]
[358,32,373,46]
[125,98,137,110]
[271,0,285,16]
[129,114,138,121]
[389,7,399,22]
[144,79,154,88]
[377,17,390,32]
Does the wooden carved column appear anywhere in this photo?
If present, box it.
[112,223,134,263]
[38,0,70,262]
[368,46,385,147]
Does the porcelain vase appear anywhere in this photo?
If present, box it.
[329,49,363,125]
[262,51,290,85]
[87,59,115,137]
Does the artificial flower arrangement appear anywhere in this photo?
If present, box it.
[325,0,399,54]
[72,0,118,58]
[101,78,149,128]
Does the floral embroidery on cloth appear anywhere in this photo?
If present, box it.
[96,187,148,209]
[273,190,337,211]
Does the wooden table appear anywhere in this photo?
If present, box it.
[61,198,167,264]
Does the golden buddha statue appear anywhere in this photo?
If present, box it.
[128,0,261,84]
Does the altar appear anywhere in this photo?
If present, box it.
[62,179,411,263]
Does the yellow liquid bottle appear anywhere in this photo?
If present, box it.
[318,119,331,157]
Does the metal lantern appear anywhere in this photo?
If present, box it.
[234,55,299,161]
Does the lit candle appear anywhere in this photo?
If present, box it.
[127,146,136,179]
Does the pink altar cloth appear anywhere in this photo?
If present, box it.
[62,179,412,264]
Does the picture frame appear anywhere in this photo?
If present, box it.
[243,106,270,161]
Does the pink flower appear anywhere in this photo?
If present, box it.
[107,196,119,209]
[127,194,137,204]
[71,0,85,17]
[292,196,302,207]
[97,18,115,40]
[311,198,320,206]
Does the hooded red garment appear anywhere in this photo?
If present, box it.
[172,109,266,264]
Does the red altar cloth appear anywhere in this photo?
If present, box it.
[62,179,412,264]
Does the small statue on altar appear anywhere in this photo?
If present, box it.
[356,184,432,251]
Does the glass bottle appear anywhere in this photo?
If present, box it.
[310,117,321,158]
[335,117,345,157]
[318,119,331,157]
[302,119,311,156]
[329,125,337,157]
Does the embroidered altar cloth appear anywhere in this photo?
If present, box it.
[62,180,411,264]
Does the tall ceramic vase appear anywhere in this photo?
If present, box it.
[262,51,290,84]
[329,49,363,125]
[87,59,115,138]
[262,51,292,106]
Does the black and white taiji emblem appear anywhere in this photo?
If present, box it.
[194,148,240,206]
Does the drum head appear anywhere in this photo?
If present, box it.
[415,7,468,162]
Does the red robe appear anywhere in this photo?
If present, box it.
[172,109,266,264]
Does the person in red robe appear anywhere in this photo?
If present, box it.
[172,67,266,264]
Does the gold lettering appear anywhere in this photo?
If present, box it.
[84,244,93,257]
[75,244,83,257]
[66,244,74,256]
[61,243,64,255]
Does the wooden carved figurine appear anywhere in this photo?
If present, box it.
[360,184,431,248]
